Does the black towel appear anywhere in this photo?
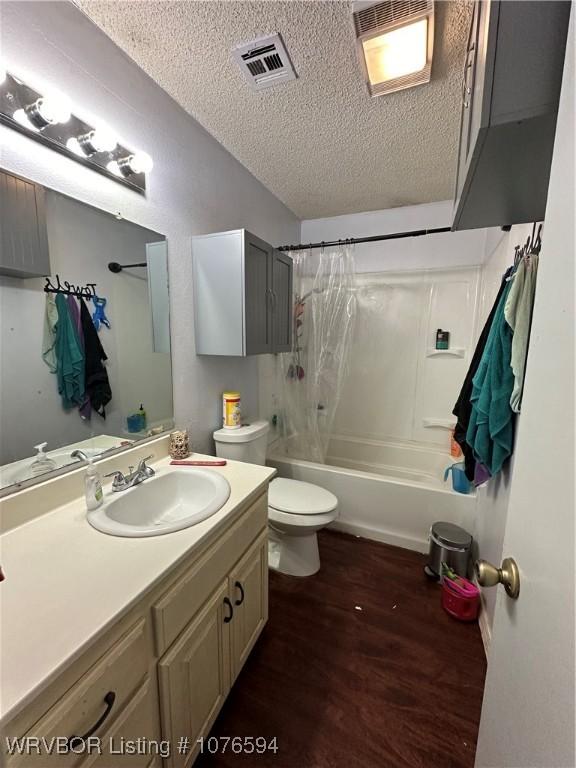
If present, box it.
[452,270,511,481]
[80,299,112,418]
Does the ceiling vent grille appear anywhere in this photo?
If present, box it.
[352,0,435,97]
[354,0,431,36]
[233,34,297,91]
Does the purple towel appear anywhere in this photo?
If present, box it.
[474,462,491,487]
[66,295,82,345]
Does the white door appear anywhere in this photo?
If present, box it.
[475,15,575,768]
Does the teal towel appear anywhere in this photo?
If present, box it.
[55,293,85,409]
[466,282,515,476]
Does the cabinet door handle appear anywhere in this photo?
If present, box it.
[223,596,234,623]
[67,691,116,749]
[234,580,245,606]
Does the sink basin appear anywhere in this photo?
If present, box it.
[87,468,231,537]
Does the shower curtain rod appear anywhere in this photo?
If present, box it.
[277,226,452,252]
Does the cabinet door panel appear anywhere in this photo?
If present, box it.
[229,531,268,682]
[454,0,498,216]
[158,582,230,768]
[244,232,272,355]
[271,252,293,353]
[0,170,50,278]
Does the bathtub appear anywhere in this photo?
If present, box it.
[267,434,476,553]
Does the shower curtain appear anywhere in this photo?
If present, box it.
[278,244,357,463]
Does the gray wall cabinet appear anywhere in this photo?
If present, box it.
[0,170,50,278]
[193,229,293,356]
[452,0,571,231]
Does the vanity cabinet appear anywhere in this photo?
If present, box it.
[2,492,269,768]
[192,229,293,356]
[452,0,570,230]
[0,170,50,278]
[158,532,267,768]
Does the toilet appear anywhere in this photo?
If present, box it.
[213,421,338,577]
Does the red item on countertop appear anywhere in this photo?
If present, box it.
[169,460,227,466]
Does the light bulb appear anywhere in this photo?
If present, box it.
[13,108,39,132]
[13,92,71,131]
[109,151,154,178]
[129,151,153,174]
[66,137,83,156]
[36,93,71,124]
[106,160,123,177]
[90,126,117,153]
[68,126,118,157]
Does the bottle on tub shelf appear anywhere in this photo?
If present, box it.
[222,391,241,429]
[435,329,450,350]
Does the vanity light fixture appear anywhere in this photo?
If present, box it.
[0,68,151,194]
[353,0,435,97]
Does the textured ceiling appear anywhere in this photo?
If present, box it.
[78,0,472,218]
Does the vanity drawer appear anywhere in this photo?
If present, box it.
[80,676,160,767]
[9,619,149,766]
[153,492,267,655]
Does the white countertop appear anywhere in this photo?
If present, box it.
[0,454,275,726]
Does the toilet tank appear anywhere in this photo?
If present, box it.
[213,420,270,465]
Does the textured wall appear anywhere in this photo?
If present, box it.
[0,1,299,452]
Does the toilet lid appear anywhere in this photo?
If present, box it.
[269,478,338,516]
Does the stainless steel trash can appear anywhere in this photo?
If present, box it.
[425,522,472,580]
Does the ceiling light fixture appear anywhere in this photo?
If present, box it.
[353,0,435,97]
[0,69,152,193]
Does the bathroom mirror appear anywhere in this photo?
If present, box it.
[0,169,173,494]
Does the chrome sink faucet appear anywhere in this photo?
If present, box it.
[104,455,155,492]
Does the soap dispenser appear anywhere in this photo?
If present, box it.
[30,443,57,477]
[85,457,104,510]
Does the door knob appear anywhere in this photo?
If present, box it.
[475,558,520,599]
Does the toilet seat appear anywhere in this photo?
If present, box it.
[269,478,338,516]
[268,506,337,529]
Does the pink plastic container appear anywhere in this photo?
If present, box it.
[441,576,480,621]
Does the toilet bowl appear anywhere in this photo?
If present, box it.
[267,478,338,576]
[213,421,338,577]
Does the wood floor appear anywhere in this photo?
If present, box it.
[196,530,487,768]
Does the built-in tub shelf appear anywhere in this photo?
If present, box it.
[426,348,466,358]
[422,418,457,430]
